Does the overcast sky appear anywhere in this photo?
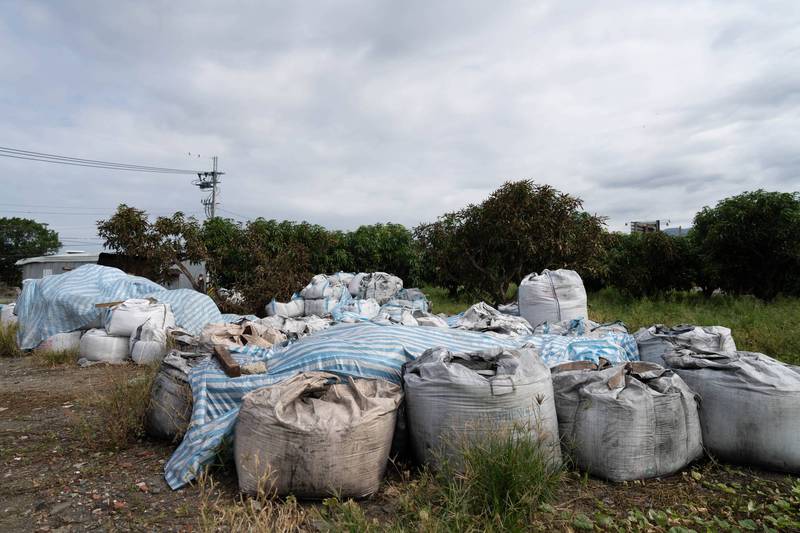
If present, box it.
[2,1,798,251]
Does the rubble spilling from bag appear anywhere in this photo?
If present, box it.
[4,264,799,497]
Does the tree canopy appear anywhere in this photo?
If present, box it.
[0,217,61,286]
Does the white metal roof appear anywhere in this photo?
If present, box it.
[15,252,100,266]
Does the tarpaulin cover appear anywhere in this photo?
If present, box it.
[15,264,222,349]
[164,321,638,488]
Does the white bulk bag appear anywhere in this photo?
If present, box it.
[300,274,346,300]
[663,349,800,473]
[518,269,587,328]
[551,361,703,481]
[146,351,207,441]
[37,331,82,352]
[635,325,737,364]
[404,346,561,469]
[235,372,402,498]
[106,299,175,337]
[1,303,17,326]
[79,328,129,363]
[359,272,403,305]
[130,321,168,365]
[414,313,449,328]
[341,298,381,320]
[265,296,305,318]
[348,272,367,297]
[304,297,340,318]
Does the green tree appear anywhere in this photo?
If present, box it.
[0,217,61,286]
[692,190,800,299]
[97,205,208,291]
[347,223,419,283]
[415,181,607,305]
[605,232,695,297]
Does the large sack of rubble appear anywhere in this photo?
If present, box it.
[519,269,587,328]
[551,360,703,481]
[146,350,209,441]
[635,324,737,364]
[79,329,129,362]
[235,372,402,498]
[454,302,533,336]
[404,346,560,469]
[106,299,175,337]
[355,272,403,305]
[36,330,82,352]
[130,321,169,365]
[663,348,800,473]
[265,295,304,318]
[1,303,17,326]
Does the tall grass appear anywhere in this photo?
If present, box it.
[196,472,307,533]
[77,364,159,450]
[321,425,561,532]
[0,323,22,357]
[34,347,79,367]
[589,288,800,364]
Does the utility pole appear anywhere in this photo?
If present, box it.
[194,156,224,219]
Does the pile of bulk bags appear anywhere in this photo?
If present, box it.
[551,360,703,481]
[146,350,209,441]
[635,324,737,364]
[234,372,402,498]
[519,269,587,328]
[403,346,561,469]
[301,273,351,317]
[662,348,800,473]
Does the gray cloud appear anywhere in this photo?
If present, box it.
[1,0,799,248]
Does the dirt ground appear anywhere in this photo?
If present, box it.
[2,355,799,532]
[0,357,217,532]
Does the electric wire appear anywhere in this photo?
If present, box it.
[0,146,203,174]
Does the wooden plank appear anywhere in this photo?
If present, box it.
[94,300,126,309]
[213,344,241,378]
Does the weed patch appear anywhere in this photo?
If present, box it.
[320,426,561,532]
[196,471,307,532]
[0,323,21,358]
[77,364,158,450]
[34,347,79,367]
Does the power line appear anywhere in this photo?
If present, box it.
[0,146,203,174]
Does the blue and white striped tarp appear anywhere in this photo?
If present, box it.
[15,264,223,349]
[164,321,639,488]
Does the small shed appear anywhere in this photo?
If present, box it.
[15,251,100,280]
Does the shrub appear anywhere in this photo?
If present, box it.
[77,365,158,450]
[605,232,696,297]
[0,323,21,358]
[692,190,800,299]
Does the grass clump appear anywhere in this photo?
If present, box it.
[0,322,22,358]
[196,471,307,532]
[34,347,79,367]
[77,364,158,450]
[321,426,562,532]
